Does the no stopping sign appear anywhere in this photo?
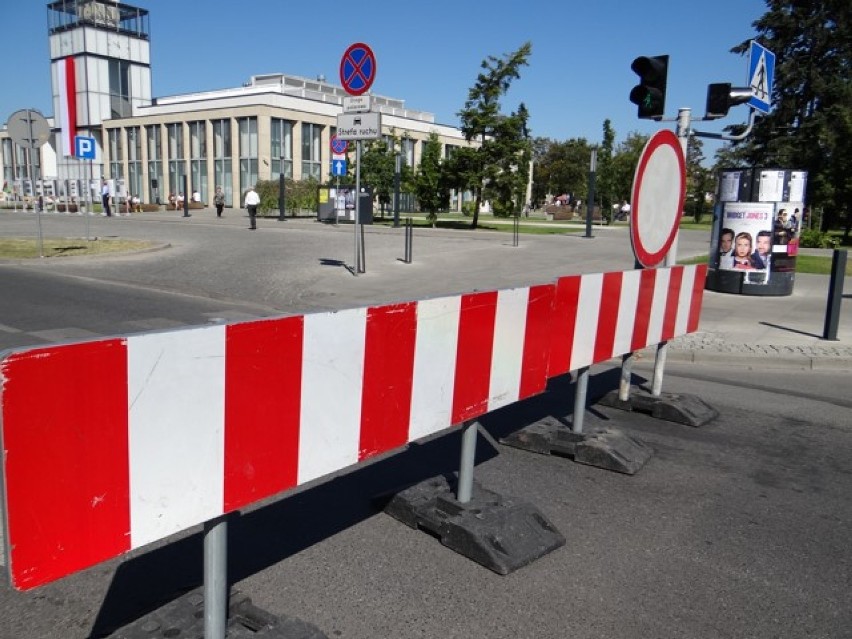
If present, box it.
[629,129,686,268]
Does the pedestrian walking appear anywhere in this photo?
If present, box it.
[244,186,260,230]
[214,186,225,218]
[101,180,111,216]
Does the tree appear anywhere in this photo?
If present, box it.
[685,136,712,222]
[596,120,617,215]
[358,138,395,217]
[412,132,449,226]
[457,42,532,228]
[531,137,592,204]
[723,1,852,233]
[609,132,649,208]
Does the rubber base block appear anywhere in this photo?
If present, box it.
[384,475,565,575]
[598,388,719,427]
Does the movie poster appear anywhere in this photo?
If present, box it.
[717,202,775,282]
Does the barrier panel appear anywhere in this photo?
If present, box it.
[0,263,707,592]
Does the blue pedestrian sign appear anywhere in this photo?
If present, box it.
[75,135,96,159]
[747,41,775,114]
[331,159,347,177]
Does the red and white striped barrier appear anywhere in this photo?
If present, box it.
[0,264,706,590]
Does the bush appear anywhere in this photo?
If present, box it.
[798,228,838,249]
[254,178,319,216]
[461,201,476,217]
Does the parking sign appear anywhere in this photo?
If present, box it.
[75,135,96,159]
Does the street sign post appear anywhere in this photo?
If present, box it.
[330,135,349,156]
[339,42,376,96]
[331,159,347,177]
[335,112,382,140]
[747,41,775,114]
[629,129,686,268]
[7,109,51,257]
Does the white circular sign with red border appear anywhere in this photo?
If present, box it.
[629,129,686,268]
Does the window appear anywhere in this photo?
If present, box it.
[2,139,13,187]
[212,119,232,206]
[271,118,293,179]
[109,59,131,118]
[238,117,258,196]
[146,124,163,203]
[167,123,185,196]
[127,126,142,200]
[301,122,322,181]
[108,129,123,179]
[189,121,207,202]
[401,137,416,167]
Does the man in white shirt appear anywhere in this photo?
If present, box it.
[244,186,260,230]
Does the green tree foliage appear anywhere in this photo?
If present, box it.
[359,138,395,215]
[255,178,318,216]
[685,136,712,222]
[610,132,649,208]
[532,138,592,204]
[722,1,852,233]
[412,132,449,226]
[455,42,532,228]
[596,119,617,213]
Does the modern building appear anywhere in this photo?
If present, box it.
[1,0,474,208]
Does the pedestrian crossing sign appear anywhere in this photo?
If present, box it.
[747,41,775,114]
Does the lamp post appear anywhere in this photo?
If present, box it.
[393,150,401,228]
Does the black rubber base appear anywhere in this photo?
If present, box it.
[109,588,327,638]
[500,417,653,475]
[598,388,719,427]
[383,475,565,575]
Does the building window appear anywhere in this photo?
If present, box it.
[146,124,163,203]
[301,122,322,181]
[167,123,185,197]
[108,129,123,179]
[109,59,131,118]
[271,118,293,179]
[212,119,232,206]
[189,121,207,202]
[238,117,258,196]
[2,139,14,187]
[401,137,415,167]
[127,126,142,200]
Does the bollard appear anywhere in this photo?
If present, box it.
[823,249,847,341]
[404,217,413,264]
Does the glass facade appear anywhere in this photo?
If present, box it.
[271,118,293,179]
[213,119,232,206]
[301,122,322,181]
[127,126,142,198]
[109,59,132,119]
[167,122,185,196]
[146,124,163,203]
[108,129,124,180]
[189,121,207,202]
[238,117,258,196]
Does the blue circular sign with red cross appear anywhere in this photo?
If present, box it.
[330,135,349,155]
[339,42,376,96]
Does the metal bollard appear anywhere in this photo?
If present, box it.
[823,249,847,341]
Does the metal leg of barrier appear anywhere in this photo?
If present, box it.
[204,515,228,639]
[652,342,667,397]
[619,352,634,402]
[572,367,589,434]
[457,421,477,504]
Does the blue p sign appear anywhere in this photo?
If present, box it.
[75,136,96,159]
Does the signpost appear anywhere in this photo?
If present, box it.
[629,129,686,268]
[7,109,51,257]
[338,42,378,275]
[75,135,97,240]
[747,41,775,114]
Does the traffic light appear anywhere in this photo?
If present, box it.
[629,55,669,120]
[705,83,753,119]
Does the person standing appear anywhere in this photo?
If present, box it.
[101,180,111,217]
[213,186,225,218]
[244,186,260,230]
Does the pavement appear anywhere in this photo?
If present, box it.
[0,207,850,370]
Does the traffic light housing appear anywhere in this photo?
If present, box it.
[705,83,753,119]
[629,55,668,120]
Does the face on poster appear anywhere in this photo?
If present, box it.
[718,202,775,272]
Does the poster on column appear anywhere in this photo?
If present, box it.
[718,202,775,283]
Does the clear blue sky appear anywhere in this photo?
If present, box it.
[2,0,768,160]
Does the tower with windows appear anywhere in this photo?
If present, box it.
[47,1,151,182]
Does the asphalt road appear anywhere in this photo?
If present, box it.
[0,210,849,639]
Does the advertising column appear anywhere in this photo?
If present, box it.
[706,168,807,296]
